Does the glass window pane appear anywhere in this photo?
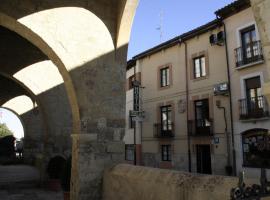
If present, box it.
[201,57,206,76]
[166,68,170,85]
[251,30,256,42]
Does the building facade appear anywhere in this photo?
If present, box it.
[125,0,270,178]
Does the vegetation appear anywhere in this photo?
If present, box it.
[0,123,13,137]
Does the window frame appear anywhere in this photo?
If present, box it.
[129,116,135,129]
[160,66,170,87]
[160,105,172,131]
[193,56,206,79]
[125,144,135,161]
[161,145,172,161]
[128,75,135,90]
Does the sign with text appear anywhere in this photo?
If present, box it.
[133,80,140,111]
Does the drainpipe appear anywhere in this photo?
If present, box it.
[133,65,137,165]
[181,38,191,172]
[222,21,237,176]
[216,104,231,171]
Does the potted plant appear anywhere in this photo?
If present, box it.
[61,156,71,200]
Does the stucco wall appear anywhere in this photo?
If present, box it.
[103,164,242,200]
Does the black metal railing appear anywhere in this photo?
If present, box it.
[235,40,264,67]
[154,123,174,138]
[188,119,213,136]
[239,96,269,120]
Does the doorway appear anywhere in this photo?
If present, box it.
[196,144,212,174]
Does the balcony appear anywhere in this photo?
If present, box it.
[154,123,174,138]
[239,96,269,120]
[188,119,213,137]
[235,40,264,68]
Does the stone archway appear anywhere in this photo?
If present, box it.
[0,13,80,136]
[0,1,139,199]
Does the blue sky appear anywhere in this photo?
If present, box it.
[128,0,235,59]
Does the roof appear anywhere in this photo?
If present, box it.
[132,19,222,61]
[215,0,250,19]
[127,59,136,70]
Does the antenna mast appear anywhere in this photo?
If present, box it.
[157,10,164,43]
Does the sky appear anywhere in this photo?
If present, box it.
[128,0,235,59]
[0,108,24,139]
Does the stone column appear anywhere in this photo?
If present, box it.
[70,44,127,200]
[251,0,270,100]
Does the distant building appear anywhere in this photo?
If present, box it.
[124,0,270,178]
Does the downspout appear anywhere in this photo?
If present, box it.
[222,21,237,176]
[181,38,191,172]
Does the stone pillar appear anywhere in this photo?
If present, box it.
[251,0,270,100]
[70,43,127,199]
[71,130,125,200]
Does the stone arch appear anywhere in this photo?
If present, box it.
[0,106,26,138]
[0,12,80,135]
[0,72,50,145]
[18,7,115,71]
[116,0,139,48]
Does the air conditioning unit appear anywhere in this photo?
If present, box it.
[209,31,225,46]
[217,31,225,44]
[209,34,216,46]
[214,82,229,96]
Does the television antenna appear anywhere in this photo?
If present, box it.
[156,10,164,43]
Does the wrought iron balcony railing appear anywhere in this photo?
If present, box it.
[188,119,213,136]
[239,96,269,120]
[235,40,264,67]
[153,123,174,138]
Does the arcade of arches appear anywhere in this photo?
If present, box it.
[0,1,138,200]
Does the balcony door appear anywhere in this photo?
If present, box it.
[194,99,210,135]
[245,76,263,118]
[241,25,258,62]
[160,105,172,135]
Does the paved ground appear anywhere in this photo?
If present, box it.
[0,165,40,184]
[0,188,63,200]
[0,165,63,200]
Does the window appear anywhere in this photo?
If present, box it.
[241,25,257,59]
[195,99,209,126]
[160,67,170,87]
[239,76,267,119]
[161,145,172,161]
[194,56,206,78]
[242,129,270,168]
[125,145,134,161]
[194,99,211,135]
[129,116,135,129]
[235,25,263,67]
[160,105,172,131]
[128,75,135,90]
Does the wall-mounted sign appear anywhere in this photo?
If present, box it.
[212,137,219,144]
[133,80,140,111]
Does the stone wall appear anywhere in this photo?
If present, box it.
[103,164,247,200]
